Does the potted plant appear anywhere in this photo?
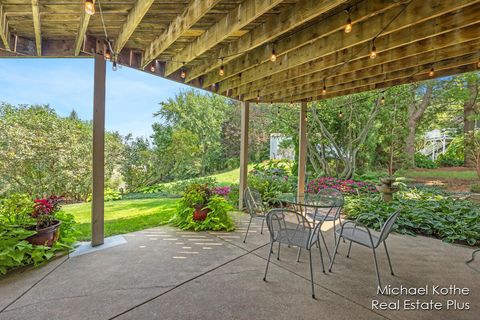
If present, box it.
[26,196,63,246]
[183,184,212,221]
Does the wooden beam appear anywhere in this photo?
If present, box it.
[74,0,95,56]
[0,4,10,50]
[241,25,480,100]
[202,0,403,89]
[164,0,283,77]
[31,0,41,56]
[215,0,477,93]
[142,0,221,68]
[238,101,249,210]
[297,102,307,201]
[114,0,154,54]
[277,53,480,102]
[92,53,106,247]
[185,0,349,82]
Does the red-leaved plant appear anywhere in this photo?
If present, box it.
[31,196,63,229]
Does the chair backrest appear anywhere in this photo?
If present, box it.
[377,210,401,244]
[316,188,344,207]
[266,208,313,247]
[244,187,265,216]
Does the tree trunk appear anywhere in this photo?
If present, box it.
[464,78,478,167]
[406,83,434,167]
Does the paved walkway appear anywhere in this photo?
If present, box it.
[0,212,478,320]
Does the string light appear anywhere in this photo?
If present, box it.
[256,92,260,103]
[369,39,377,59]
[180,69,187,79]
[429,67,434,77]
[104,48,111,60]
[150,64,156,73]
[322,79,327,95]
[270,49,277,62]
[381,96,385,105]
[345,9,352,33]
[112,60,118,71]
[85,0,95,15]
[339,111,344,119]
[290,101,293,107]
[219,58,225,76]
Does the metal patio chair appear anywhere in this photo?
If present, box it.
[328,210,400,288]
[263,208,325,299]
[243,187,267,243]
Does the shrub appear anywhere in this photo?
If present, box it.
[436,154,464,167]
[227,184,240,207]
[248,161,295,201]
[138,177,217,196]
[306,177,377,195]
[414,153,438,169]
[343,188,480,246]
[86,188,122,202]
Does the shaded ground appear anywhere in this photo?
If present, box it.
[405,167,478,192]
[1,212,478,320]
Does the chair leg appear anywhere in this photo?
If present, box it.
[264,241,274,281]
[372,247,381,289]
[318,240,325,273]
[384,241,394,276]
[333,219,337,244]
[277,242,281,260]
[309,249,315,299]
[260,218,265,235]
[329,234,342,272]
[319,231,331,262]
[296,248,302,262]
[243,216,253,243]
[347,240,353,258]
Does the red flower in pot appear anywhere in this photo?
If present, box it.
[27,195,64,246]
[183,184,212,221]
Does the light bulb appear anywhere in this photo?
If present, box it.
[381,96,385,105]
[339,111,344,119]
[219,65,225,77]
[290,101,293,107]
[270,49,277,62]
[429,68,434,77]
[370,45,377,59]
[322,85,327,95]
[104,48,111,60]
[180,69,186,79]
[150,65,156,73]
[345,18,352,33]
[112,61,118,71]
[85,0,95,15]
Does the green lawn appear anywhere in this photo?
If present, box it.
[404,168,478,180]
[64,198,179,241]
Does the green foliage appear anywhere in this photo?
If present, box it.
[138,176,217,196]
[414,153,438,169]
[170,184,235,232]
[470,183,480,193]
[86,188,122,202]
[227,184,240,207]
[248,160,295,202]
[344,188,480,246]
[0,104,124,200]
[0,194,78,274]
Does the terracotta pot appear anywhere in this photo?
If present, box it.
[26,220,61,247]
[193,206,211,221]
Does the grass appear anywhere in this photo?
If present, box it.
[64,198,179,241]
[404,168,478,180]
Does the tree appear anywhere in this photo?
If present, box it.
[121,135,158,192]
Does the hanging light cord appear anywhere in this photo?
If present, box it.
[97,0,114,56]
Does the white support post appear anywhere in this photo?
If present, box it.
[238,101,249,210]
[297,101,308,202]
[91,53,106,247]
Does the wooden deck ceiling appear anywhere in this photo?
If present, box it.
[0,0,479,102]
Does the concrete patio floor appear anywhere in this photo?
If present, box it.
[0,212,478,320]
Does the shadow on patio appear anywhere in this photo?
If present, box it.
[0,211,478,320]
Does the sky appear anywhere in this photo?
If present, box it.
[0,58,190,138]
